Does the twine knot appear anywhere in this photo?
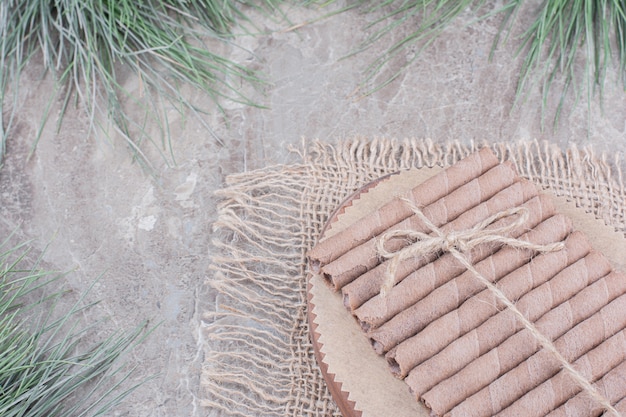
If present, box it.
[441,233,469,252]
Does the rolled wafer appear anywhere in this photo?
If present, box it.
[342,179,539,312]
[387,230,591,379]
[435,270,626,417]
[496,297,626,417]
[407,251,613,403]
[547,360,626,417]
[308,148,499,270]
[322,162,519,290]
[367,210,569,355]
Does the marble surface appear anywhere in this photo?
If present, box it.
[1,2,625,416]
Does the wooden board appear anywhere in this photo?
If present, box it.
[307,167,626,417]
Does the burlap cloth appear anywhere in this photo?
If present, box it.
[201,138,626,416]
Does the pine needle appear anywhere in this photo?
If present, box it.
[340,0,626,128]
[0,0,283,170]
[0,240,152,417]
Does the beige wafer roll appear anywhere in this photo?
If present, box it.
[406,251,613,402]
[341,179,538,312]
[496,297,626,417]
[433,270,626,417]
[354,195,569,331]
[367,210,569,354]
[307,148,499,270]
[547,360,626,417]
[387,230,591,379]
[322,162,519,290]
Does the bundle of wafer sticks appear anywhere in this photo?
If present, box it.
[308,148,626,416]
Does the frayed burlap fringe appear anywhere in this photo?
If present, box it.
[201,137,625,417]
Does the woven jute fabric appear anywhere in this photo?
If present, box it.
[201,138,626,417]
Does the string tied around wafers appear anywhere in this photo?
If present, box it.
[375,198,620,417]
[375,200,564,297]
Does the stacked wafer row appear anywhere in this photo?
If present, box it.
[308,148,626,417]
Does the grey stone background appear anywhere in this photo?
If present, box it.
[1,2,625,416]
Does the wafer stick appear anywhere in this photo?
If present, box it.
[387,230,590,379]
[322,162,519,290]
[428,270,626,417]
[341,179,538,311]
[308,148,499,270]
[547,360,626,417]
[357,193,559,333]
[367,210,568,354]
[496,298,626,417]
[406,252,613,401]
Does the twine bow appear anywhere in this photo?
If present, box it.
[376,200,563,297]
[375,198,620,416]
